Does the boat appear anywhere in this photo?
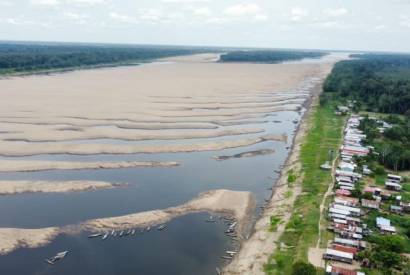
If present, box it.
[221,255,232,260]
[131,229,135,235]
[45,251,69,265]
[119,231,124,237]
[216,267,221,275]
[226,251,237,256]
[125,230,131,236]
[88,233,102,238]
[110,230,115,236]
[146,226,151,231]
[157,224,167,231]
[292,119,299,124]
[102,233,109,240]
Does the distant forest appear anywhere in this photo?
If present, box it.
[324,54,410,115]
[0,43,211,74]
[219,50,327,63]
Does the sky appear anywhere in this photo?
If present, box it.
[0,0,409,52]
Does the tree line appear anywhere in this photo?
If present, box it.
[219,50,327,63]
[324,54,410,115]
[0,43,211,74]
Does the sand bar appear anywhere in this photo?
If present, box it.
[213,149,275,161]
[0,160,179,172]
[0,180,124,195]
[0,189,255,255]
[0,134,286,156]
[0,127,264,142]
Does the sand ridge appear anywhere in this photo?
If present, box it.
[0,160,179,172]
[0,180,124,195]
[0,189,255,255]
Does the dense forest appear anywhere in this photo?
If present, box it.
[323,54,410,115]
[219,50,327,63]
[359,115,410,171]
[323,53,410,171]
[0,42,212,74]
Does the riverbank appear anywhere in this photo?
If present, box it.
[263,100,345,274]
[224,57,347,274]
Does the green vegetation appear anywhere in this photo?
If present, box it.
[324,54,410,115]
[219,50,326,64]
[270,215,283,232]
[0,42,212,74]
[265,99,345,274]
[323,53,410,171]
[287,169,297,186]
[291,261,317,275]
[358,115,410,171]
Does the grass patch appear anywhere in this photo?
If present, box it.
[284,190,293,199]
[287,169,297,187]
[270,215,283,232]
[265,100,345,274]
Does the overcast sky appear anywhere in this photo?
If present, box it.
[0,0,409,52]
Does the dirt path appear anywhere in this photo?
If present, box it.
[316,153,338,248]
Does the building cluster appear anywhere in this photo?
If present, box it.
[323,115,407,275]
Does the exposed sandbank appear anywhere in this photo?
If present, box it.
[0,160,179,172]
[213,149,275,161]
[0,134,286,156]
[1,127,265,142]
[0,180,123,195]
[0,189,255,255]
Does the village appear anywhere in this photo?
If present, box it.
[315,112,410,274]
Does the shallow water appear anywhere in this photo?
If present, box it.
[0,86,310,274]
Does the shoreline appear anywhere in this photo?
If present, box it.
[224,68,335,274]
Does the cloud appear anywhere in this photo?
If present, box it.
[224,3,261,16]
[253,14,268,22]
[400,15,410,28]
[374,24,387,31]
[289,7,309,22]
[192,7,212,17]
[109,12,137,24]
[2,15,53,28]
[322,8,348,17]
[30,0,59,6]
[65,0,106,5]
[162,0,210,2]
[0,1,12,6]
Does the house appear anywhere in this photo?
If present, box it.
[362,165,372,175]
[339,162,356,172]
[325,264,365,275]
[333,237,366,249]
[332,204,361,216]
[376,217,396,234]
[390,205,403,214]
[387,174,401,183]
[332,244,359,256]
[361,199,380,210]
[337,106,350,114]
[401,202,410,213]
[385,181,402,191]
[336,189,352,196]
[323,249,354,264]
[335,196,359,207]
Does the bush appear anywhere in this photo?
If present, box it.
[291,261,317,275]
